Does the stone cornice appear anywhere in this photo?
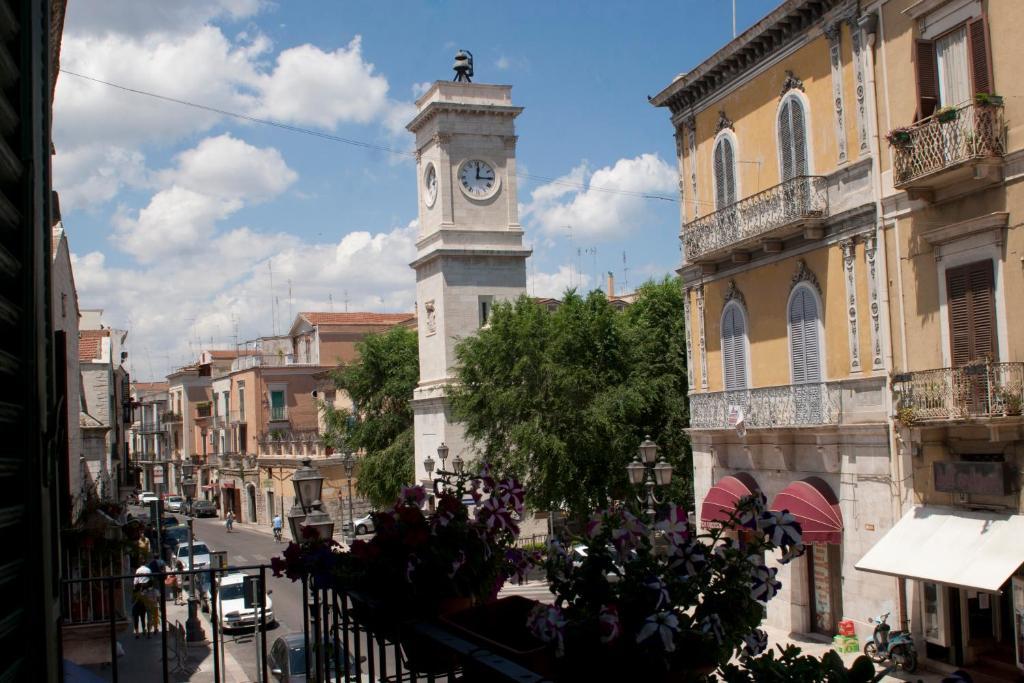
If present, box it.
[407,101,523,134]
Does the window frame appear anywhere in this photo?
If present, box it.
[720,299,751,392]
[775,91,813,181]
[786,282,826,385]
[711,129,740,210]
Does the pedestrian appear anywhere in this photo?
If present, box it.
[131,589,148,639]
[225,510,234,533]
[165,569,179,605]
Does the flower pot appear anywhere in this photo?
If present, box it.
[440,596,552,677]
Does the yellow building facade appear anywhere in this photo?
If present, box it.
[850,0,1024,676]
[652,0,900,647]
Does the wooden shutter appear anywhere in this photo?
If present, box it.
[723,139,736,205]
[714,141,727,209]
[968,17,993,95]
[915,40,939,119]
[779,100,794,181]
[722,305,747,391]
[947,260,997,366]
[791,99,808,176]
[790,288,822,384]
[790,290,807,383]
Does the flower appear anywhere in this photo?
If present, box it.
[611,510,648,557]
[637,611,680,652]
[654,503,689,547]
[527,603,567,657]
[400,485,427,507]
[741,629,768,657]
[599,604,620,643]
[700,613,724,644]
[495,477,525,516]
[585,512,605,540]
[758,510,802,550]
[750,562,782,603]
[405,554,420,583]
[668,539,707,577]
[736,492,767,529]
[448,550,466,579]
[779,542,806,565]
[645,577,671,610]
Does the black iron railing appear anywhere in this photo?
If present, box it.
[60,564,549,682]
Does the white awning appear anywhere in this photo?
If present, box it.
[855,506,1024,592]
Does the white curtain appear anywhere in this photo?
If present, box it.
[936,26,970,108]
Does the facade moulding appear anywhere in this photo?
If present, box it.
[840,237,862,372]
[696,285,708,390]
[825,21,849,165]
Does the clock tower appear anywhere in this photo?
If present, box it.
[407,71,531,485]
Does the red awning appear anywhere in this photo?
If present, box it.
[221,481,235,489]
[202,484,217,490]
[700,472,760,528]
[769,476,843,544]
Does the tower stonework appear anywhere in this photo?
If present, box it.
[407,81,530,485]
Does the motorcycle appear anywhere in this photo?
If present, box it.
[864,612,918,673]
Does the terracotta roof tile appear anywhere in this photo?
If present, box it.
[300,312,414,326]
[207,350,240,359]
[78,329,109,361]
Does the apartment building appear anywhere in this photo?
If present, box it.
[851,1,1024,677]
[652,0,900,645]
[128,382,170,494]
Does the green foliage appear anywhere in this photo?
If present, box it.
[451,278,691,519]
[320,326,419,508]
[718,646,881,682]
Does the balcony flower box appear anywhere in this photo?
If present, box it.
[935,106,958,124]
[885,127,913,147]
[975,92,1004,108]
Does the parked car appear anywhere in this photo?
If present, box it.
[191,500,217,518]
[138,491,159,504]
[216,572,275,632]
[164,495,185,513]
[161,526,191,563]
[174,541,212,570]
[269,632,369,682]
[352,513,374,536]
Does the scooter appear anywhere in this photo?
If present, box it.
[864,612,918,673]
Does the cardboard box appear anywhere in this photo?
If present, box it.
[832,635,859,653]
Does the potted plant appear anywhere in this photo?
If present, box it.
[271,466,532,673]
[936,105,958,123]
[999,388,1023,416]
[511,496,808,681]
[975,92,1004,107]
[895,404,918,427]
[885,127,913,147]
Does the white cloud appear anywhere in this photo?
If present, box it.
[528,265,591,299]
[63,0,265,39]
[114,135,297,262]
[72,221,419,378]
[54,144,148,211]
[496,56,511,70]
[522,154,676,240]
[411,81,432,98]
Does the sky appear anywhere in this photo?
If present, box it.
[55,0,781,380]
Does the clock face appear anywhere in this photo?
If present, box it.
[458,159,500,199]
[423,163,438,208]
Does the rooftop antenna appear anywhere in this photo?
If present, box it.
[268,260,277,336]
[564,225,575,290]
[328,293,334,312]
[343,290,350,312]
[733,0,737,38]
[231,313,239,351]
[288,279,293,326]
[453,49,474,82]
[586,247,598,293]
[622,251,630,293]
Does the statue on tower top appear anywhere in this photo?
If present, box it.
[452,49,473,82]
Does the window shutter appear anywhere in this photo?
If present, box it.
[722,138,736,205]
[947,261,996,366]
[714,141,727,209]
[915,40,939,119]
[968,17,993,96]
[947,266,971,366]
[722,305,747,391]
[778,100,794,181]
[789,290,807,383]
[791,99,808,176]
[801,291,822,382]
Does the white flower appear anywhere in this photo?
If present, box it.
[636,611,680,652]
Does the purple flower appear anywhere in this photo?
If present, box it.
[779,542,806,564]
[496,477,525,515]
[611,510,648,557]
[599,604,620,643]
[742,629,768,657]
[585,512,605,540]
[400,485,427,507]
[655,503,689,547]
[645,577,671,609]
[668,539,707,577]
[527,604,567,657]
[758,510,802,549]
[637,611,680,652]
[700,613,724,644]
[750,562,781,602]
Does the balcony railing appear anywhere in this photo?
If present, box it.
[232,353,319,372]
[681,175,828,264]
[893,362,1024,422]
[229,409,245,424]
[136,422,166,434]
[892,100,1004,188]
[689,381,844,430]
[194,404,212,419]
[269,406,288,422]
[161,411,182,423]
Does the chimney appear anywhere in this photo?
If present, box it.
[606,271,615,298]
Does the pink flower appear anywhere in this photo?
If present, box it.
[655,503,689,547]
[585,511,605,540]
[599,604,620,643]
[400,485,427,507]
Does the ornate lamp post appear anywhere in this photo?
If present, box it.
[288,459,335,542]
[626,435,673,520]
[179,471,205,642]
[428,442,470,496]
[342,452,356,541]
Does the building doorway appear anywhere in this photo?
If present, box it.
[807,543,842,635]
[266,491,275,523]
[246,484,257,523]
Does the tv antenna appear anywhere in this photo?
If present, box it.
[453,50,474,82]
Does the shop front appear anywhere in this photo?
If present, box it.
[856,506,1024,675]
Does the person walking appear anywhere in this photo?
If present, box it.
[272,513,283,542]
[225,510,234,533]
[131,588,149,638]
[165,569,179,606]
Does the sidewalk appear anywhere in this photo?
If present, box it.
[80,589,250,682]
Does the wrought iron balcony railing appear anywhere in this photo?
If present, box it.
[136,422,167,434]
[681,175,828,264]
[269,405,288,422]
[892,100,1004,188]
[194,404,212,419]
[892,362,1024,422]
[689,381,844,430]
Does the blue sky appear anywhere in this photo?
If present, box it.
[55,0,779,379]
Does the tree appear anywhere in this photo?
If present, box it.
[320,326,419,509]
[451,279,691,519]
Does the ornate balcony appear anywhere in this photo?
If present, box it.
[892,362,1024,422]
[891,100,1004,201]
[681,175,828,267]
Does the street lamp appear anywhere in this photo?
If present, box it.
[626,435,673,520]
[292,459,324,512]
[180,473,205,642]
[429,442,475,499]
[342,452,356,541]
[289,459,333,541]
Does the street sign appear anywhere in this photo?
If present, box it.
[210,550,228,570]
[154,468,165,485]
[243,574,262,610]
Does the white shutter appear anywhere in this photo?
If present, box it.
[789,289,807,383]
[789,288,822,384]
[779,100,794,181]
[722,305,747,391]
[791,99,808,177]
[714,137,737,209]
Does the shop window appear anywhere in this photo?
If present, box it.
[923,581,949,646]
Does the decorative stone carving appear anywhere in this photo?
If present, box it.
[432,132,451,146]
[684,287,695,390]
[863,234,884,370]
[779,70,805,98]
[790,259,821,295]
[696,285,708,390]
[424,300,436,336]
[723,280,746,310]
[716,110,734,132]
[685,117,699,219]
[825,22,848,164]
[840,238,861,372]
[847,17,870,157]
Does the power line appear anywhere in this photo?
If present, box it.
[59,68,682,204]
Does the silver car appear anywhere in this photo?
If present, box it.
[269,632,370,682]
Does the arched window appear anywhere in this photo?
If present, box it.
[721,301,748,391]
[788,285,822,384]
[713,134,737,209]
[777,94,809,181]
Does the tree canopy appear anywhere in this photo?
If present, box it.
[320,325,419,509]
[450,278,691,519]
